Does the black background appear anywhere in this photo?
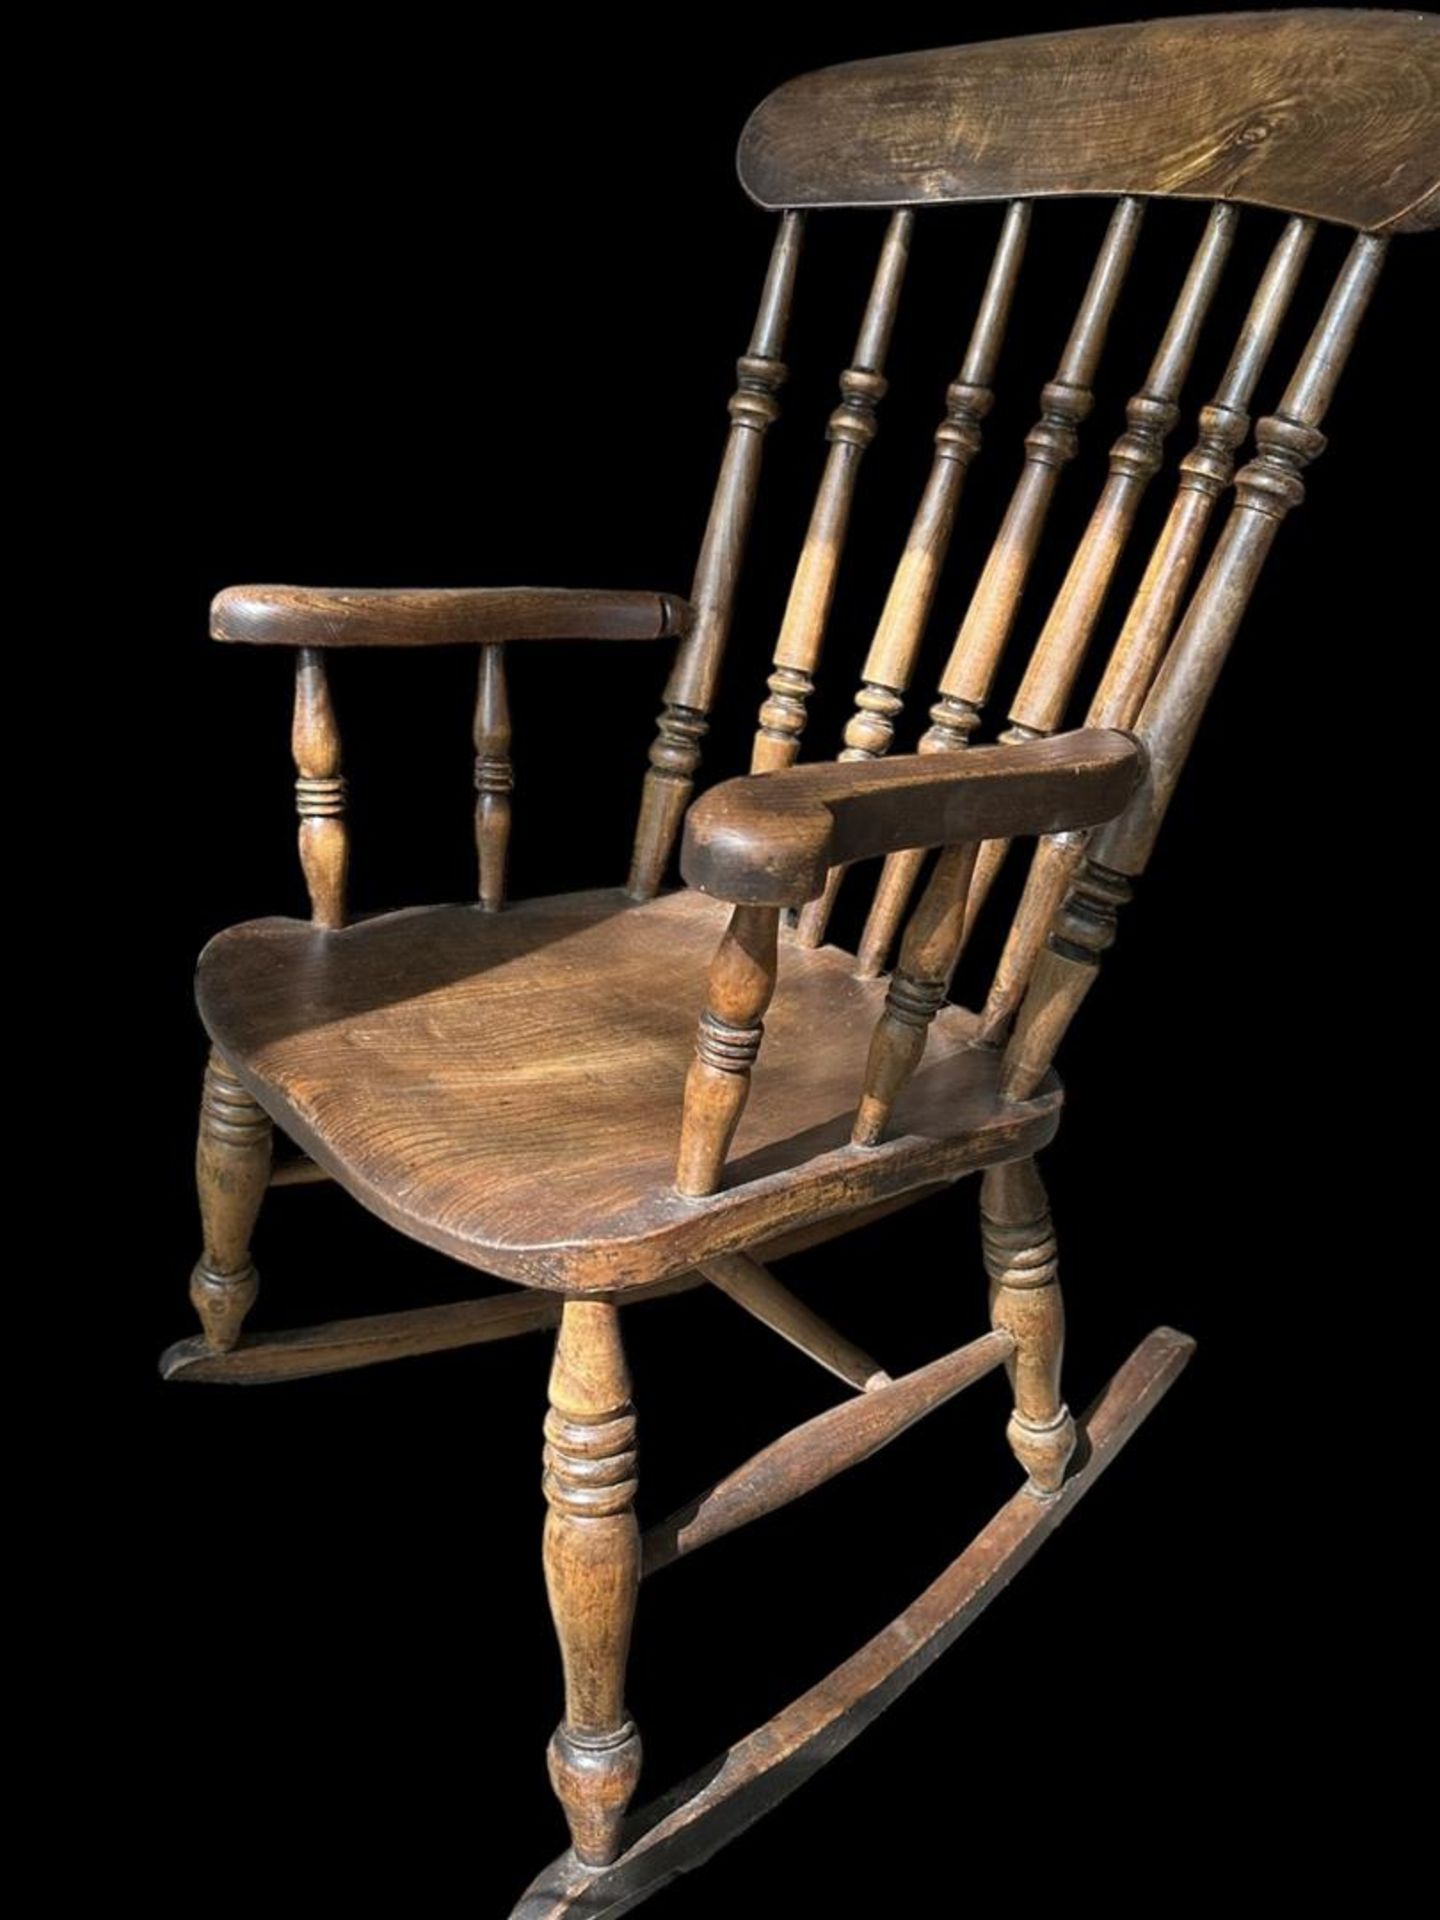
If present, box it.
[95,5,1429,1912]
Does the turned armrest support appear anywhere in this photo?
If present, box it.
[680,729,1145,907]
[210,583,692,648]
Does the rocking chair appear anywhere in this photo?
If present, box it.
[162,12,1440,1913]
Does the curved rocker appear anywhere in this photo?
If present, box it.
[513,1326,1194,1919]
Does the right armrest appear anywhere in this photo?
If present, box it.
[680,728,1144,906]
[210,583,691,648]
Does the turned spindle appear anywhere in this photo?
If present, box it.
[979,214,1317,1044]
[855,198,1143,978]
[797,201,1030,949]
[852,843,978,1146]
[627,212,803,900]
[675,904,781,1197]
[543,1300,642,1867]
[751,210,914,773]
[189,1049,273,1353]
[474,643,513,912]
[292,647,348,929]
[1000,232,1387,1101]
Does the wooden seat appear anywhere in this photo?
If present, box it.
[197,887,1062,1290]
[162,13,1438,1914]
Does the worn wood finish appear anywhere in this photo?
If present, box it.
[700,1251,889,1392]
[161,1199,945,1386]
[683,729,1142,908]
[675,905,781,1198]
[174,20,1437,1910]
[516,1327,1197,1919]
[196,888,1062,1291]
[982,1158,1074,1493]
[752,211,913,773]
[797,201,1030,949]
[474,643,513,912]
[980,211,1316,1041]
[853,841,979,1147]
[738,13,1440,231]
[944,200,1237,966]
[1003,230,1387,1104]
[292,649,348,929]
[189,1049,272,1352]
[628,213,804,900]
[543,1301,643,1867]
[212,583,688,649]
[855,197,1142,977]
[642,1327,1013,1575]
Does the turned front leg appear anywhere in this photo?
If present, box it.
[543,1300,642,1867]
[980,1158,1075,1495]
[190,1049,273,1351]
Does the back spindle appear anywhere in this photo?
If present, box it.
[795,200,1031,948]
[474,643,513,911]
[292,647,348,929]
[1000,230,1388,1104]
[855,196,1145,979]
[950,201,1239,952]
[980,213,1316,1042]
[751,209,915,773]
[628,211,804,900]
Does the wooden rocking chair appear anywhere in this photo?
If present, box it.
[162,13,1439,1913]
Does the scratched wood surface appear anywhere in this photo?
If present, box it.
[739,12,1440,231]
[196,889,1060,1291]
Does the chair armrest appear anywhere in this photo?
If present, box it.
[210,583,691,648]
[680,728,1144,906]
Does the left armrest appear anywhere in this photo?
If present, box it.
[210,583,692,648]
[681,728,1144,906]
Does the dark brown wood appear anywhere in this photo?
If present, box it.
[738,13,1440,232]
[796,200,1031,949]
[172,22,1437,1912]
[628,213,804,900]
[1001,229,1388,1105]
[474,643,513,912]
[515,1327,1197,1919]
[682,729,1142,908]
[751,211,913,773]
[160,1202,944,1386]
[855,197,1143,977]
[642,1327,1013,1575]
[543,1300,643,1866]
[979,211,1316,1042]
[189,1049,272,1351]
[195,887,1063,1292]
[212,584,689,649]
[293,649,348,929]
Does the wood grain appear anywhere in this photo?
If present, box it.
[682,729,1142,907]
[195,888,1062,1292]
[515,1327,1197,1919]
[628,213,804,899]
[212,584,689,648]
[699,1251,889,1392]
[738,13,1440,232]
[642,1327,1012,1575]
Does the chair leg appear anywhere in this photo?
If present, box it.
[189,1048,273,1352]
[980,1156,1076,1495]
[542,1299,643,1867]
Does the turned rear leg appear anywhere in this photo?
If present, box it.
[189,1047,272,1352]
[981,1156,1076,1495]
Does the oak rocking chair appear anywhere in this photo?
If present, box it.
[164,13,1439,1913]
